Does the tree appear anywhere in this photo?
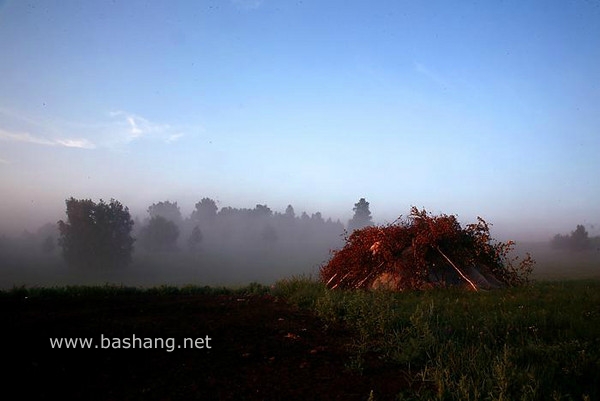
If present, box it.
[284,205,296,219]
[571,225,590,251]
[190,198,218,224]
[252,204,273,218]
[311,212,324,224]
[551,224,591,251]
[58,198,134,269]
[147,201,182,225]
[188,225,203,251]
[139,216,180,252]
[348,198,373,232]
[550,234,569,250]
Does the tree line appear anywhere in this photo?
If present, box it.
[550,224,600,252]
[55,197,374,269]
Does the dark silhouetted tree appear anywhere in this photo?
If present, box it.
[253,204,273,218]
[284,204,296,219]
[311,212,324,224]
[139,216,179,252]
[190,198,218,224]
[58,198,134,269]
[148,201,182,225]
[348,198,373,232]
[571,225,590,251]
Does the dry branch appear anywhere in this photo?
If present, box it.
[435,246,479,292]
[320,207,533,291]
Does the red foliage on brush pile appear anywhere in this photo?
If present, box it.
[320,207,534,291]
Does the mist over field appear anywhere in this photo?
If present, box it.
[0,195,598,290]
[0,199,340,289]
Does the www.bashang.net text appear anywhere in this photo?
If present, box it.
[49,334,212,353]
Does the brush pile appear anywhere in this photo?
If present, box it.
[320,207,534,291]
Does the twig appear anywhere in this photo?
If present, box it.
[326,273,338,287]
[356,270,376,288]
[436,246,479,292]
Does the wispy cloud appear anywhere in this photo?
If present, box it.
[127,116,143,138]
[108,111,185,145]
[0,108,98,150]
[0,157,10,164]
[0,128,95,149]
[166,133,185,143]
[0,108,188,151]
[414,62,451,89]
[55,138,96,149]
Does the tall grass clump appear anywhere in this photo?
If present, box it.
[278,279,600,401]
[272,275,327,309]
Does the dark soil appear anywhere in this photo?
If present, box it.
[3,292,410,400]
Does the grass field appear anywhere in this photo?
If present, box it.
[275,277,600,401]
[5,276,600,400]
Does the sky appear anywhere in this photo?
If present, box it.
[1,0,599,241]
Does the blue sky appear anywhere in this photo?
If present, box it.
[1,0,599,240]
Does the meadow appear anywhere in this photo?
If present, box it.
[4,275,599,400]
[275,277,600,400]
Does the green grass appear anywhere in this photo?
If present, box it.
[1,281,271,299]
[274,277,600,401]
